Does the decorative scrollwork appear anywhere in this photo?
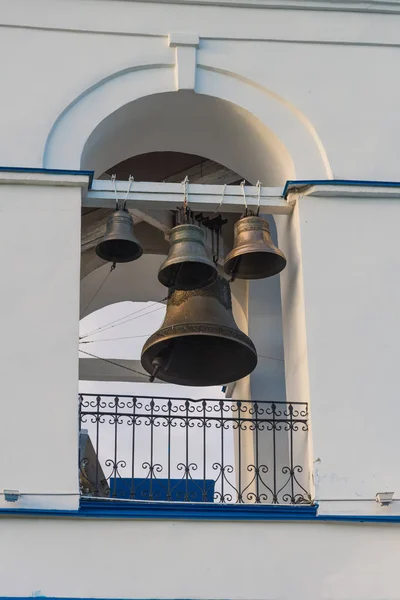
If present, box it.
[79,394,311,505]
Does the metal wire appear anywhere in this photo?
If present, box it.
[80,297,168,340]
[79,349,148,378]
[80,334,152,344]
[80,264,116,319]
[258,354,284,362]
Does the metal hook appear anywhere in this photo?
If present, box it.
[216,184,227,212]
[240,180,248,216]
[111,174,119,211]
[182,176,189,222]
[256,180,261,216]
[123,175,134,211]
[182,176,189,206]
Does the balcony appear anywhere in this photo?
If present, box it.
[79,394,311,505]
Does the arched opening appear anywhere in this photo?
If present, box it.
[80,91,294,184]
[70,78,315,504]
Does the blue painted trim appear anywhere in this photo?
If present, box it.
[0,507,80,517]
[283,178,400,198]
[0,499,318,521]
[0,500,399,523]
[318,514,400,523]
[79,498,318,520]
[0,166,94,188]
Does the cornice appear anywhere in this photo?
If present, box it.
[103,0,400,16]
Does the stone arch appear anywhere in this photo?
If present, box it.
[64,60,312,403]
[43,62,332,182]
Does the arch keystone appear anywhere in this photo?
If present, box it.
[168,33,199,91]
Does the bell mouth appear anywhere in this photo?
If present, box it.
[224,248,286,279]
[95,239,143,263]
[158,260,218,290]
[141,326,257,387]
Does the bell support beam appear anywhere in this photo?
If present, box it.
[85,180,291,215]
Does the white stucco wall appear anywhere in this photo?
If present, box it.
[1,3,400,598]
[0,179,82,510]
[0,0,398,510]
[277,190,400,515]
[0,516,399,599]
[0,0,398,182]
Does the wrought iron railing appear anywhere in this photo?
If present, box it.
[79,394,311,504]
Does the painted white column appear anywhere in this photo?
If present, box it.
[276,185,400,515]
[231,269,300,504]
[0,172,86,510]
[230,279,255,501]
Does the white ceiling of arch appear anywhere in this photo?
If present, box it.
[81,91,293,185]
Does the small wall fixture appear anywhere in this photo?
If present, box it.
[376,492,394,506]
[3,489,20,502]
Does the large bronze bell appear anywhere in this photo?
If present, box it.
[96,209,143,263]
[224,215,286,280]
[141,276,257,386]
[158,224,218,290]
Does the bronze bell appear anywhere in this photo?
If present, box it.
[96,209,143,263]
[224,215,286,280]
[141,276,257,386]
[158,224,218,290]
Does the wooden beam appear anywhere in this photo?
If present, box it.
[162,159,240,185]
[129,208,173,235]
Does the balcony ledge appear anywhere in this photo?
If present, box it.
[0,498,317,521]
[3,500,400,522]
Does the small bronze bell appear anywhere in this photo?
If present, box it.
[224,215,286,280]
[95,209,143,263]
[141,276,257,386]
[158,224,218,290]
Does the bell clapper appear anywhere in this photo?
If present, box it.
[149,348,173,382]
[170,262,183,291]
[149,357,164,382]
[215,228,219,264]
[229,255,241,283]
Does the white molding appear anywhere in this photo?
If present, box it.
[91,0,400,15]
[0,170,90,190]
[286,183,400,202]
[86,180,291,214]
[5,2,400,47]
[169,32,199,90]
[44,63,330,179]
[168,32,200,47]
